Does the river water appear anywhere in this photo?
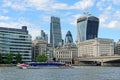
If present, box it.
[0,66,120,80]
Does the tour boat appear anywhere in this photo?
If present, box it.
[17,62,72,69]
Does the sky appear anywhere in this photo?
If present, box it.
[0,0,120,42]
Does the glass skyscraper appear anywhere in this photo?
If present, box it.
[76,16,99,42]
[50,16,62,48]
[65,31,73,44]
[36,30,48,43]
[0,26,32,62]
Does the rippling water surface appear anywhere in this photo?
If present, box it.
[0,66,120,80]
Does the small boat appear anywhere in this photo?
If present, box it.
[17,63,29,69]
[17,62,72,69]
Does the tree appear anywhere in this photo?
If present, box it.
[0,53,2,63]
[36,54,47,62]
[16,53,22,63]
[5,53,14,64]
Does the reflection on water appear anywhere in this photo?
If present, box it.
[0,66,120,80]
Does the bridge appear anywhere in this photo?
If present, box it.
[74,56,120,66]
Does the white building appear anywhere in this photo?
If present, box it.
[54,43,78,64]
[77,38,114,57]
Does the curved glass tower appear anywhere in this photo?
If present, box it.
[65,31,73,44]
[76,16,99,42]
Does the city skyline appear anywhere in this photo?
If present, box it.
[0,0,120,42]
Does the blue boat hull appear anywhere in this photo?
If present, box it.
[17,62,72,69]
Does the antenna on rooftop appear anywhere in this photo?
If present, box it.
[83,11,92,16]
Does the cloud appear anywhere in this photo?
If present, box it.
[97,0,120,11]
[71,0,94,10]
[2,0,28,10]
[114,11,120,18]
[108,21,120,28]
[110,0,120,5]
[28,0,54,11]
[97,0,120,29]
[99,9,120,29]
[99,11,109,28]
[52,3,69,10]
[0,19,41,40]
[28,28,41,40]
[70,14,82,26]
[0,22,21,28]
[106,6,112,11]
[0,9,9,13]
[97,0,113,11]
[2,0,94,11]
[41,15,50,22]
[28,0,94,11]
[0,16,10,20]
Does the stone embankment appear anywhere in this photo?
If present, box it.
[0,64,16,67]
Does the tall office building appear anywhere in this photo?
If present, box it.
[50,16,62,48]
[41,30,48,42]
[76,15,99,42]
[36,30,48,43]
[65,31,73,44]
[0,26,32,62]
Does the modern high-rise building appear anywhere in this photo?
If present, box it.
[65,31,73,44]
[0,26,32,62]
[50,16,62,48]
[76,15,99,43]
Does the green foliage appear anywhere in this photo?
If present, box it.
[0,53,2,63]
[5,53,14,64]
[16,53,22,63]
[36,54,47,62]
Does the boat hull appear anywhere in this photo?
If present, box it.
[17,62,72,69]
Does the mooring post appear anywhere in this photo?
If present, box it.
[101,60,104,66]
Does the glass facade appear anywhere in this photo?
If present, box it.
[65,31,73,44]
[50,16,62,48]
[77,16,99,42]
[36,30,48,43]
[0,26,32,62]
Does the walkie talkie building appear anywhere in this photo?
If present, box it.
[76,16,99,42]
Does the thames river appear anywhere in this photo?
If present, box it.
[0,66,120,80]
